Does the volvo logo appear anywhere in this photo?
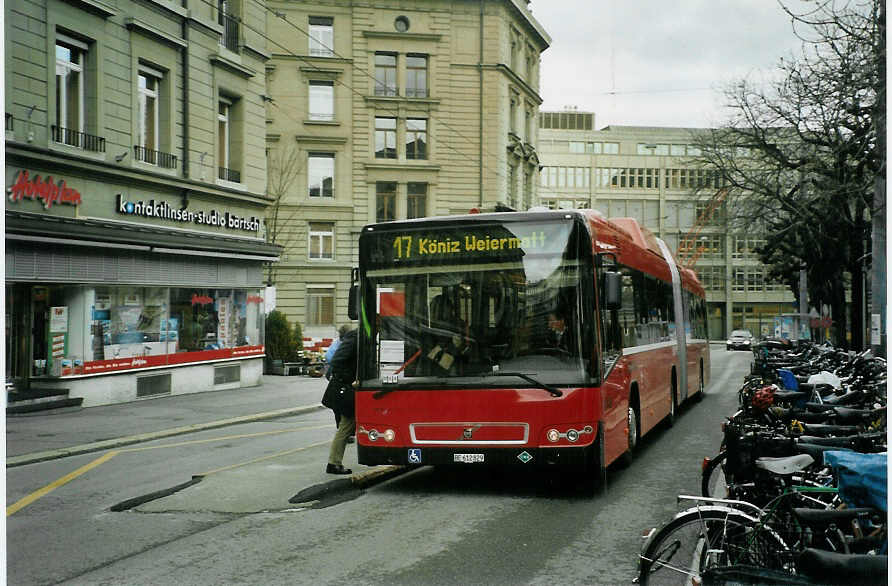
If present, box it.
[463,427,474,440]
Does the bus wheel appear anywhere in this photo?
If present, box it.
[666,375,678,427]
[693,364,705,402]
[619,403,639,467]
[580,429,606,496]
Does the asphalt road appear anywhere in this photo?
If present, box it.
[8,347,751,585]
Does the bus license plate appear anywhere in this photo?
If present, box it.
[453,453,485,463]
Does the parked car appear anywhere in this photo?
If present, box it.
[726,329,754,351]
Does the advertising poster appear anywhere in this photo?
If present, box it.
[50,306,68,333]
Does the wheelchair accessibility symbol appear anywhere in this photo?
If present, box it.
[408,449,422,464]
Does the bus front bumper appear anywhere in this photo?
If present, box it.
[357,444,592,468]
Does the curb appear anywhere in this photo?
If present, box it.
[7,404,326,468]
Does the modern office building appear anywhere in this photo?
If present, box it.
[537,111,796,339]
[263,0,550,341]
[5,0,279,405]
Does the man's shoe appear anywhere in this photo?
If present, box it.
[326,463,352,475]
[346,435,355,444]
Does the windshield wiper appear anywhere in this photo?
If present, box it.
[485,371,563,397]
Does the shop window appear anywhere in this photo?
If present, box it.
[32,285,263,378]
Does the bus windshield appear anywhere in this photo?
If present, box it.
[358,219,593,388]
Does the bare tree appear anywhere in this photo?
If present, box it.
[264,140,304,286]
[690,0,884,349]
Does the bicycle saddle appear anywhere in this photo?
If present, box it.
[754,453,814,475]
[798,548,888,584]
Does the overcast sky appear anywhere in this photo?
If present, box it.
[531,1,808,129]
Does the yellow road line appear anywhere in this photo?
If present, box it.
[7,424,334,516]
[7,451,119,516]
[200,440,331,476]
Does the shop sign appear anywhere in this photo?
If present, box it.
[116,194,261,233]
[191,294,214,306]
[77,345,265,375]
[8,170,83,209]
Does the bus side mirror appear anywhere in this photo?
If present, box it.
[603,271,621,310]
[348,284,359,321]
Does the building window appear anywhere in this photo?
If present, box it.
[309,16,334,57]
[376,182,397,222]
[308,153,334,198]
[217,99,240,182]
[374,53,397,96]
[55,35,86,146]
[407,182,427,219]
[309,81,334,121]
[217,0,239,52]
[406,54,428,98]
[375,117,396,158]
[137,67,160,164]
[308,222,334,260]
[569,141,585,154]
[670,144,686,156]
[406,118,427,159]
[509,95,518,134]
[307,287,335,325]
[507,161,517,209]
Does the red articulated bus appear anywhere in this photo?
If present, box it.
[350,209,709,492]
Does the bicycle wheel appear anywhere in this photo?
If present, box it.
[638,506,790,586]
[701,451,728,498]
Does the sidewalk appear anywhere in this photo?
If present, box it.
[7,374,404,513]
[7,374,328,463]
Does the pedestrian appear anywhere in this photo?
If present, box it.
[321,326,357,474]
[324,325,352,432]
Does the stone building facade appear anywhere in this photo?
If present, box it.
[264,0,549,340]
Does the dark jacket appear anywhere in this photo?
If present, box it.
[321,329,357,416]
[327,329,357,382]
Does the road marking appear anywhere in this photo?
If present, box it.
[7,451,119,516]
[7,424,334,516]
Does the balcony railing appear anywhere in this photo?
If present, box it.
[134,145,178,169]
[374,84,399,97]
[405,87,429,98]
[218,166,241,183]
[218,13,239,52]
[52,126,106,152]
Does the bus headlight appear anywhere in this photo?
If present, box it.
[566,429,580,442]
[547,429,560,443]
[384,429,395,442]
[368,429,379,442]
